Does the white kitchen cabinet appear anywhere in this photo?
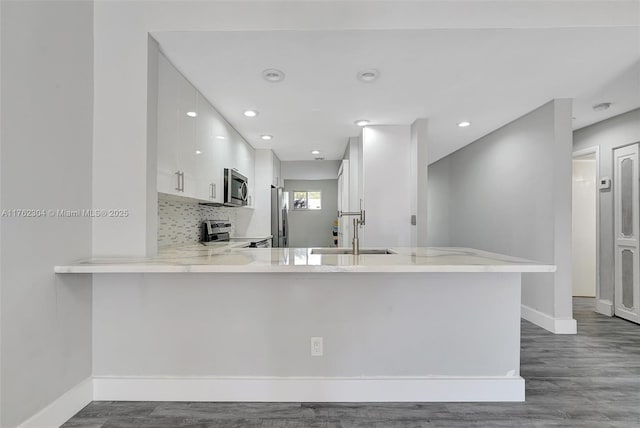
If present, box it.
[235,139,255,205]
[255,149,280,189]
[176,68,198,198]
[157,52,254,205]
[157,53,197,197]
[194,96,255,205]
[194,94,219,202]
[337,160,350,247]
[157,53,182,196]
[272,152,281,187]
[361,126,412,247]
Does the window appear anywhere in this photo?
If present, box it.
[293,191,321,210]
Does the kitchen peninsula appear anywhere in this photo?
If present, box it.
[56,247,553,403]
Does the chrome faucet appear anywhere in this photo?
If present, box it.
[338,206,365,255]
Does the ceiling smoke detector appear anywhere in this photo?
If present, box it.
[314,157,325,161]
[357,69,379,83]
[262,68,285,83]
[592,102,612,112]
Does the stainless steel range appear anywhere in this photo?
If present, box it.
[202,220,231,244]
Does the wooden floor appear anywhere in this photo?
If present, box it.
[63,298,640,427]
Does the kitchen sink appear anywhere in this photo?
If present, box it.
[311,248,396,255]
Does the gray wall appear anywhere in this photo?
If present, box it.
[427,100,574,325]
[426,157,451,247]
[281,161,340,180]
[573,109,640,309]
[0,1,93,427]
[284,179,338,248]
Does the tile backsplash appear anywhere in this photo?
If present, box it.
[158,194,238,248]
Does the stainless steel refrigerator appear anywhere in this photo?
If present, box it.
[271,187,289,247]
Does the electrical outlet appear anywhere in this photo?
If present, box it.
[310,336,323,357]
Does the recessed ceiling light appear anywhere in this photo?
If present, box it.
[195,150,202,155]
[311,150,320,155]
[244,110,258,117]
[355,120,370,127]
[593,102,612,112]
[186,111,197,117]
[458,121,471,128]
[215,135,225,140]
[261,135,273,140]
[262,68,285,83]
[357,69,379,83]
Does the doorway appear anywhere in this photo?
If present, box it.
[572,149,598,299]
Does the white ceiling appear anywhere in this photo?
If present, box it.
[153,27,640,162]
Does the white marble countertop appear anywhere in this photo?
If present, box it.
[54,246,555,274]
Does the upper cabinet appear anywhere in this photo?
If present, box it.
[157,53,182,197]
[157,52,255,205]
[255,149,281,190]
[272,152,281,187]
[194,94,219,202]
[176,67,198,199]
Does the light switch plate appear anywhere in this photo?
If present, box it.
[599,177,611,190]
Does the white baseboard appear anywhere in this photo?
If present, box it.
[93,375,525,402]
[12,374,526,426]
[521,304,577,334]
[596,299,614,317]
[17,377,93,428]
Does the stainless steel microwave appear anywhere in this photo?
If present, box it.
[224,168,248,207]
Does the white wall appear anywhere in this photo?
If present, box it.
[281,161,339,181]
[573,109,640,314]
[362,126,412,247]
[0,1,93,426]
[284,179,338,248]
[427,100,575,333]
[572,158,597,297]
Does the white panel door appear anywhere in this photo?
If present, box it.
[614,143,640,324]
